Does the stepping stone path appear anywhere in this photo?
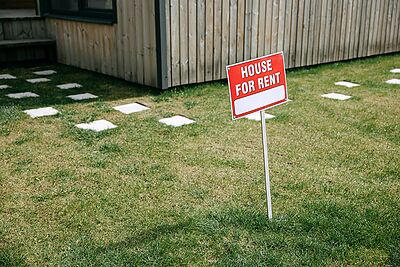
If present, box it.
[390,69,400,74]
[57,83,82,90]
[67,93,98,101]
[335,81,360,88]
[26,78,51,84]
[0,74,16,80]
[386,79,400,85]
[33,70,57,76]
[159,115,195,127]
[7,92,39,99]
[24,107,59,118]
[113,102,149,114]
[321,93,352,101]
[0,85,11,89]
[245,112,276,121]
[76,119,117,132]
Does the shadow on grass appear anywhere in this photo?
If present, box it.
[56,200,400,266]
[0,63,226,132]
[0,63,225,109]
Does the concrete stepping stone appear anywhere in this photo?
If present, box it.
[33,70,57,76]
[76,119,117,132]
[386,79,400,85]
[23,107,59,118]
[0,74,16,80]
[57,83,82,90]
[0,85,11,89]
[335,81,360,88]
[321,93,352,101]
[67,93,98,101]
[159,115,196,127]
[26,78,51,84]
[6,92,39,99]
[390,69,400,73]
[113,102,149,114]
[245,112,276,121]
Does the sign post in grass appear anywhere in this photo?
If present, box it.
[226,52,288,219]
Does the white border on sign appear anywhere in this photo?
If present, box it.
[226,51,288,120]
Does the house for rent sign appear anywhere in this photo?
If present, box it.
[227,52,288,120]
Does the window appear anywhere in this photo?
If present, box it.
[51,0,79,11]
[45,0,116,24]
[85,0,113,10]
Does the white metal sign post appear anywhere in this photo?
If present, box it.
[261,110,273,219]
[226,52,288,219]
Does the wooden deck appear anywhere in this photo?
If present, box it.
[0,9,37,18]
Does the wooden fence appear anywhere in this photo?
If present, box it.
[165,0,400,87]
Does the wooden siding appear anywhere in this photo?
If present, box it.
[166,0,400,87]
[46,0,158,87]
[0,18,47,40]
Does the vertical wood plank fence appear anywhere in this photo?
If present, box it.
[165,0,400,88]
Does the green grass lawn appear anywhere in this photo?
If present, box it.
[1,54,400,266]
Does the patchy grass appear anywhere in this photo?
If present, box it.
[1,54,400,266]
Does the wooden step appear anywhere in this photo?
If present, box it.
[0,38,55,48]
[0,39,55,48]
[0,38,57,62]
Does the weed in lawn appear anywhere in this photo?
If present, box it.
[98,143,123,154]
[12,158,33,174]
[12,129,37,145]
[0,105,21,125]
[47,169,77,183]
[118,164,141,176]
[184,100,198,110]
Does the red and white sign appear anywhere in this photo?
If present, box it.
[227,52,288,120]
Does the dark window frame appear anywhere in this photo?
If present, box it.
[41,0,117,25]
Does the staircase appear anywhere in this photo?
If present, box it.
[0,15,56,63]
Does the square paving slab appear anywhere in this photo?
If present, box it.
[23,107,59,118]
[335,81,360,88]
[390,69,400,73]
[6,92,39,99]
[113,103,150,114]
[33,70,57,76]
[26,78,51,83]
[0,85,11,89]
[321,93,352,100]
[57,83,83,90]
[0,74,16,80]
[159,115,196,127]
[76,120,117,132]
[386,79,400,85]
[245,112,276,121]
[67,93,98,101]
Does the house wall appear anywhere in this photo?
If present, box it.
[46,0,158,87]
[165,0,400,88]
